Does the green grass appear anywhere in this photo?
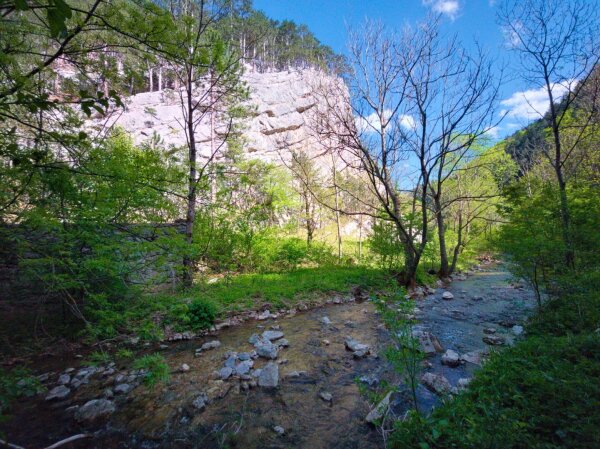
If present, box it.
[89,265,394,340]
[390,268,600,449]
[133,353,169,386]
[392,334,600,449]
[193,265,392,313]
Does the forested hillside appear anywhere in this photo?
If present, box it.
[0,0,599,448]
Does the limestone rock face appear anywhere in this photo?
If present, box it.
[92,69,348,165]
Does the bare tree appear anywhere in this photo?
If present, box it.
[289,150,322,246]
[498,0,600,269]
[310,18,500,285]
[165,0,246,286]
[399,20,502,278]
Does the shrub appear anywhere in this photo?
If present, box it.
[84,350,112,366]
[133,353,169,386]
[1,369,44,421]
[273,238,308,269]
[187,298,217,330]
[391,334,600,449]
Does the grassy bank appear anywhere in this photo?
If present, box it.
[390,275,600,449]
[90,265,393,340]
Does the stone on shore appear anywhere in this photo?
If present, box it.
[74,399,115,422]
[258,362,279,388]
[441,349,461,367]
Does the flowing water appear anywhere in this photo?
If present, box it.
[2,260,535,449]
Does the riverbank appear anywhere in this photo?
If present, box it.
[1,260,537,449]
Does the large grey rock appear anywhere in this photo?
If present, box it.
[345,337,370,353]
[224,356,237,368]
[441,349,460,367]
[234,360,254,376]
[262,330,284,341]
[460,350,486,366]
[114,383,133,395]
[256,342,279,359]
[219,367,233,380]
[258,362,279,388]
[198,340,221,352]
[365,391,392,423]
[57,374,71,385]
[89,70,347,169]
[483,335,505,346]
[421,373,453,395]
[319,392,333,402]
[320,316,332,325]
[74,399,115,422]
[45,385,71,401]
[442,291,454,300]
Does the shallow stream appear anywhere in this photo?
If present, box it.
[2,260,535,449]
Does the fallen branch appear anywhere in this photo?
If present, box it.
[0,439,26,449]
[44,434,90,449]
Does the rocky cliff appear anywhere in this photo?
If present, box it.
[93,68,345,164]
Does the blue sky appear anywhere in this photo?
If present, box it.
[253,0,560,139]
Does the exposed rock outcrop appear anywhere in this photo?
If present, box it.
[92,69,347,166]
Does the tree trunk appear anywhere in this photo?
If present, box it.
[305,195,314,246]
[209,69,217,203]
[449,211,463,274]
[357,216,363,260]
[402,244,419,289]
[183,72,196,287]
[148,65,153,92]
[331,161,342,260]
[546,78,575,269]
[435,196,450,277]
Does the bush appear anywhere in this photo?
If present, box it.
[1,368,43,421]
[391,334,600,449]
[133,353,169,386]
[186,298,217,330]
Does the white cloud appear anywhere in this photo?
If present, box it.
[423,0,461,19]
[484,125,502,139]
[500,81,575,122]
[400,114,417,130]
[356,110,416,133]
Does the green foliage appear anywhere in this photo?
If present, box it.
[133,353,169,387]
[0,368,43,421]
[375,291,423,410]
[7,131,184,339]
[391,333,600,449]
[163,266,391,314]
[368,220,405,270]
[116,348,134,359]
[85,351,112,366]
[186,298,218,330]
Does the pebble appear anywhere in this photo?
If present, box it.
[114,383,132,394]
[441,349,460,367]
[57,374,71,385]
[319,392,333,402]
[258,363,279,388]
[273,425,285,435]
[262,330,284,341]
[74,399,115,422]
[45,385,70,401]
[219,367,233,380]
